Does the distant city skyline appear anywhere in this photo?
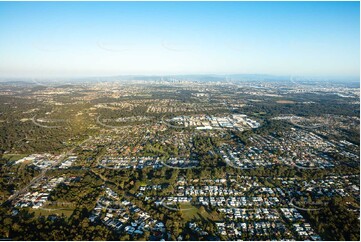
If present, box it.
[0,1,359,78]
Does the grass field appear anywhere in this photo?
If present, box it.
[180,203,223,222]
[29,207,74,217]
[2,153,28,162]
[179,203,199,220]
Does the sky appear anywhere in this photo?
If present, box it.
[0,1,359,78]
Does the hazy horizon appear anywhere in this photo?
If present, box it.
[0,73,359,84]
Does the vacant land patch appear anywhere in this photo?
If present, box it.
[276,100,295,104]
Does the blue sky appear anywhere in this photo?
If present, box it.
[0,1,359,78]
